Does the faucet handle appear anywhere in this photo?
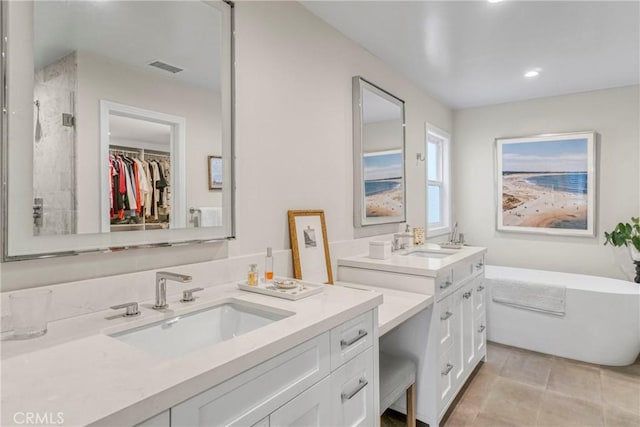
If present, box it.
[110,302,140,317]
[181,287,204,302]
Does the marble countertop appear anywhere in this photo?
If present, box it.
[1,282,382,426]
[338,244,487,277]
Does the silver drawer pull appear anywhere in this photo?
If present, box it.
[475,262,484,270]
[477,285,485,292]
[441,363,454,376]
[341,378,368,401]
[440,311,453,321]
[440,280,453,289]
[340,329,368,348]
[463,291,472,299]
[478,325,486,333]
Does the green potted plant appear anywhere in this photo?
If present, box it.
[604,217,640,283]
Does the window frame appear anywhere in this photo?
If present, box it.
[426,124,451,238]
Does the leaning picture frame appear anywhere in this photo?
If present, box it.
[208,155,222,190]
[288,210,333,284]
[495,131,597,237]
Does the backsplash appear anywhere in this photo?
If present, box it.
[0,235,388,332]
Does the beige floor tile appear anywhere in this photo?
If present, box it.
[547,359,602,403]
[601,363,640,385]
[444,402,478,427]
[536,391,604,427]
[485,342,512,374]
[462,368,497,407]
[604,406,640,427]
[481,377,543,425]
[499,348,553,388]
[471,413,522,427]
[601,372,640,416]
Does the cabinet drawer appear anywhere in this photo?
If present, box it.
[472,256,485,276]
[475,313,487,359]
[270,376,332,427]
[473,277,486,316]
[435,269,454,301]
[171,333,330,427]
[330,347,375,427]
[453,262,473,286]
[330,311,373,370]
[437,346,456,416]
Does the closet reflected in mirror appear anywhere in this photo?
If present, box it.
[3,0,234,259]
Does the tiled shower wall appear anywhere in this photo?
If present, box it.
[33,52,77,235]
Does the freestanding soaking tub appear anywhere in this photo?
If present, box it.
[485,265,640,366]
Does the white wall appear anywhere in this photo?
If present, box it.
[75,52,222,233]
[228,0,450,257]
[1,1,451,290]
[453,85,640,279]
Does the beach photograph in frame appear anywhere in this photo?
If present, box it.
[496,132,597,236]
[363,149,404,219]
[208,155,222,190]
[288,210,333,284]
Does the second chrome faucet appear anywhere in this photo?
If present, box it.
[154,271,193,310]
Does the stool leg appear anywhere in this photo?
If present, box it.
[406,383,416,427]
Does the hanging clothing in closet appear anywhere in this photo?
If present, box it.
[108,152,171,224]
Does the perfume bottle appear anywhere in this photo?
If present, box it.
[265,247,274,281]
[248,264,259,286]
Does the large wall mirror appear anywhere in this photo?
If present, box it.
[2,0,234,260]
[352,76,406,228]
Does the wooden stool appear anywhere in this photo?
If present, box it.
[379,352,417,427]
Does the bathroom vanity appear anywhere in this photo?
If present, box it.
[1,283,382,426]
[338,245,487,427]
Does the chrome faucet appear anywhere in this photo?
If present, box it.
[392,224,413,251]
[154,271,192,310]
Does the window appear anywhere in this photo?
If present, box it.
[426,125,451,237]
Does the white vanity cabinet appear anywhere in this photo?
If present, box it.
[338,247,486,427]
[166,310,376,427]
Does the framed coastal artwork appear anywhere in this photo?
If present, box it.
[496,131,597,236]
[288,210,333,284]
[363,149,404,220]
[208,155,222,190]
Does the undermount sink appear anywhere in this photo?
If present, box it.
[402,249,456,259]
[111,301,292,359]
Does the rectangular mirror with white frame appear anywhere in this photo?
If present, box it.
[352,76,406,228]
[1,0,235,260]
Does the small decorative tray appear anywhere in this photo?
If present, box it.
[237,278,325,301]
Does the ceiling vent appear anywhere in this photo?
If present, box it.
[148,61,183,74]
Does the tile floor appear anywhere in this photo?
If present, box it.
[382,341,640,427]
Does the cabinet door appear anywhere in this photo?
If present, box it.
[270,377,332,427]
[330,347,375,427]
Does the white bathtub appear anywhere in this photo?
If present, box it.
[485,265,640,366]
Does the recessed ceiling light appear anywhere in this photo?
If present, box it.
[488,0,503,3]
[524,69,540,78]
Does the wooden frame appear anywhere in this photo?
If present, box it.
[288,210,333,284]
[208,155,222,190]
[496,131,597,237]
